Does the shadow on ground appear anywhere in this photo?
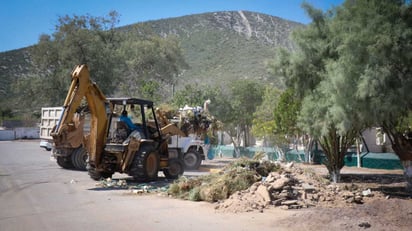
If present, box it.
[339,173,411,198]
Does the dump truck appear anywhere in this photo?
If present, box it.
[39,107,90,171]
[39,107,63,151]
[51,64,184,181]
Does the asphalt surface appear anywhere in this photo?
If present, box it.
[0,140,290,231]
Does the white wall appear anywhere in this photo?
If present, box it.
[0,127,40,140]
[0,130,15,140]
[362,128,393,153]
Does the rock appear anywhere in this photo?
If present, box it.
[281,200,298,205]
[279,205,289,210]
[341,191,354,199]
[131,189,144,194]
[302,183,316,193]
[289,204,302,209]
[327,184,337,190]
[272,199,284,206]
[264,172,279,183]
[270,176,290,191]
[284,162,294,169]
[249,184,258,192]
[301,191,307,200]
[346,197,355,203]
[354,195,364,204]
[358,222,371,228]
[278,191,289,199]
[256,185,271,202]
[362,189,373,197]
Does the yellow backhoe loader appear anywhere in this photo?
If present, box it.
[51,64,184,181]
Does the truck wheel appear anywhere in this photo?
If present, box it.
[56,156,74,169]
[71,147,87,171]
[163,158,184,179]
[183,151,202,170]
[130,145,160,182]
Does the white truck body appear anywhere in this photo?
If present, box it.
[169,135,207,153]
[168,135,209,169]
[39,107,63,150]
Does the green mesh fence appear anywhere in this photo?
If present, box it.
[208,146,402,170]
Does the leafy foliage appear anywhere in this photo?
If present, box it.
[272,2,360,182]
[171,84,210,108]
[272,0,412,184]
[117,25,188,99]
[327,0,412,191]
[273,88,301,136]
[25,11,123,110]
[252,85,281,142]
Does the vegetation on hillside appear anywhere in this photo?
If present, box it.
[0,11,299,120]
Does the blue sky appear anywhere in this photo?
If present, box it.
[0,0,343,52]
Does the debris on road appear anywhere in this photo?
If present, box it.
[95,177,170,194]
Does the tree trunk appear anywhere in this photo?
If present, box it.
[324,153,343,184]
[304,137,314,163]
[319,127,357,183]
[385,128,412,193]
[229,135,241,158]
[329,169,341,183]
[243,125,249,147]
[401,160,412,192]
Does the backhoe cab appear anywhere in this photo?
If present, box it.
[88,97,185,181]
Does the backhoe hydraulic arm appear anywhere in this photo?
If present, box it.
[51,64,111,167]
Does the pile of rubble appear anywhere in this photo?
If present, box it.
[94,159,392,214]
[214,162,379,213]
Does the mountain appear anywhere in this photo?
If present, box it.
[0,11,302,114]
[127,11,302,88]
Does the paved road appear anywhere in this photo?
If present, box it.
[0,140,291,231]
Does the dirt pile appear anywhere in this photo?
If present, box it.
[168,158,279,202]
[214,162,385,213]
[168,158,408,213]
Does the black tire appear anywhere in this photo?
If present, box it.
[56,156,74,169]
[71,147,88,171]
[130,145,160,182]
[163,158,184,179]
[183,150,202,170]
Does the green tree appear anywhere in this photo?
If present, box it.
[273,0,412,187]
[228,80,264,151]
[252,85,282,144]
[328,0,412,190]
[271,3,360,182]
[273,88,301,138]
[172,84,206,108]
[118,24,188,101]
[28,11,122,109]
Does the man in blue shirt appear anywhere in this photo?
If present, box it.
[119,110,137,131]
